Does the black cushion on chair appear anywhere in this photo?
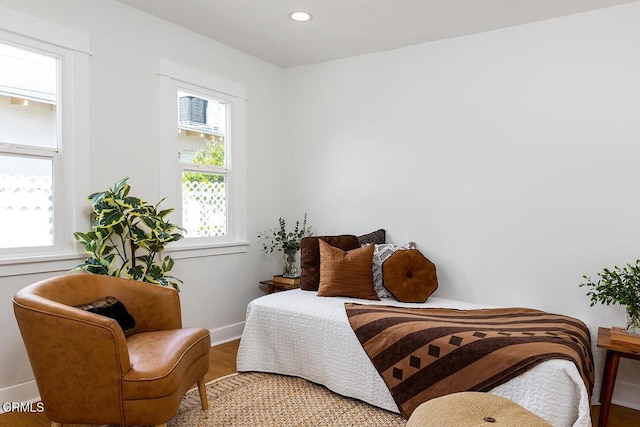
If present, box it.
[75,296,136,336]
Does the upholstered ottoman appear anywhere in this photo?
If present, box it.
[406,392,551,427]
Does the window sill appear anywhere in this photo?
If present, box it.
[0,241,250,277]
[0,252,86,277]
[165,240,250,260]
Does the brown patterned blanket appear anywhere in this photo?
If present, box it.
[345,304,594,418]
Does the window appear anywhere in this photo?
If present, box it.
[178,91,228,238]
[158,60,247,255]
[0,42,57,250]
[0,14,89,266]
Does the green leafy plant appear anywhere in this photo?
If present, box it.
[258,214,312,277]
[73,177,184,290]
[581,261,640,332]
[258,213,312,255]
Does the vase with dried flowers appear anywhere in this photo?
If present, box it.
[258,214,312,278]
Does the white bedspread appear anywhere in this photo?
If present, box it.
[237,289,592,426]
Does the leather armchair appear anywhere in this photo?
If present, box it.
[13,273,210,427]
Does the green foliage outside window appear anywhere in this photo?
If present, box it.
[183,139,225,183]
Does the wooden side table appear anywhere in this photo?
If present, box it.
[259,279,299,294]
[596,327,640,427]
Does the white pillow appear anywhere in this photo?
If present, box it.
[372,243,415,298]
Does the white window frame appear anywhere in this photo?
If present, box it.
[158,59,248,258]
[0,6,90,276]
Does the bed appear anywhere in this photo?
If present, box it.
[237,289,592,427]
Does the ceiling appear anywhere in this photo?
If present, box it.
[116,0,637,68]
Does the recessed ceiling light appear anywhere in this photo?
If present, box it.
[289,11,312,22]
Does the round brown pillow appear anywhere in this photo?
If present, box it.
[382,249,437,303]
[406,392,551,427]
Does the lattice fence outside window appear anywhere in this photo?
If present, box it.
[0,173,53,248]
[182,180,226,237]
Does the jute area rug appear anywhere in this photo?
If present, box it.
[168,372,406,426]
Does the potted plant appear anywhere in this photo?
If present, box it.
[73,177,184,290]
[258,214,312,278]
[581,260,640,335]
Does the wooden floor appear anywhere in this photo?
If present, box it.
[1,339,638,426]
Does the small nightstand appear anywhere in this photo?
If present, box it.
[596,327,640,427]
[259,279,299,294]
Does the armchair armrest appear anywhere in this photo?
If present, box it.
[13,294,132,421]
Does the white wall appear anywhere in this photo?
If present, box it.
[284,2,640,408]
[0,0,287,403]
[2,0,640,413]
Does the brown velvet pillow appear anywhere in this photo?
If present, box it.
[382,249,438,303]
[317,240,379,300]
[300,234,361,291]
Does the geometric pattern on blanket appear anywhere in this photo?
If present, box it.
[345,304,594,419]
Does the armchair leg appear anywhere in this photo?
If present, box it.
[51,423,62,427]
[155,424,167,427]
[197,377,209,410]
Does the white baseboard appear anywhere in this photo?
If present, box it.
[210,321,245,346]
[613,380,640,410]
[0,380,40,414]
